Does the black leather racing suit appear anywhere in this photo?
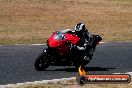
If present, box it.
[61,29,94,60]
[75,30,94,60]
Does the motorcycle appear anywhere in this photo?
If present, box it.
[34,31,102,71]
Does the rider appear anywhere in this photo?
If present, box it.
[61,22,94,62]
[74,22,94,62]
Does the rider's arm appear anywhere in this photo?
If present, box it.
[75,31,92,51]
[76,46,86,50]
[75,41,87,51]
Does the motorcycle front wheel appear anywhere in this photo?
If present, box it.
[34,51,50,71]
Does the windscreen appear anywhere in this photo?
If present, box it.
[53,31,65,40]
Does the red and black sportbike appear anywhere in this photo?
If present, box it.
[34,31,102,71]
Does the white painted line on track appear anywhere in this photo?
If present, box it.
[16,42,107,45]
[99,42,107,44]
[114,72,132,75]
[126,72,132,75]
[0,42,107,46]
[0,72,131,88]
[15,44,46,45]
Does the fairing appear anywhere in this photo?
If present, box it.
[47,31,80,55]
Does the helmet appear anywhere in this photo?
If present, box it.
[75,23,86,32]
[75,22,86,36]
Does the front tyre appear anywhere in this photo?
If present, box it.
[34,51,50,71]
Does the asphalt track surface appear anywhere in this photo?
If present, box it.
[0,43,132,85]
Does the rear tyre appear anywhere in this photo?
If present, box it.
[74,56,91,69]
[34,52,50,71]
[75,64,85,70]
[74,60,86,70]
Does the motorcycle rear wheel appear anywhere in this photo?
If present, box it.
[74,58,91,69]
[34,52,50,71]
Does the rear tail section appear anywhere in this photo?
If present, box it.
[93,35,102,45]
